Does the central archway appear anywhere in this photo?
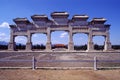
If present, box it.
[51,31,68,50]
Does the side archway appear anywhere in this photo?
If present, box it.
[15,36,27,50]
[93,36,105,50]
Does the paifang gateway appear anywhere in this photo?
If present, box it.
[8,12,111,51]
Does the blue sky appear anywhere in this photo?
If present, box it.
[0,0,120,45]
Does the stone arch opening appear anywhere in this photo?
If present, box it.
[15,36,27,50]
[31,33,46,50]
[51,31,68,50]
[93,36,104,50]
[73,33,88,51]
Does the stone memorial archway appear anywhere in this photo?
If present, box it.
[8,12,111,51]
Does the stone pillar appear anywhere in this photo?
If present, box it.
[8,29,15,51]
[104,32,111,51]
[26,31,32,51]
[68,26,74,51]
[87,32,94,51]
[46,27,51,51]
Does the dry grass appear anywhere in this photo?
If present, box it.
[0,69,120,80]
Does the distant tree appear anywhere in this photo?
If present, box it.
[94,44,99,50]
[16,44,25,50]
[40,44,45,49]
[112,45,120,50]
[0,45,8,50]
[94,44,104,50]
[52,44,55,49]
[36,44,40,49]
[74,44,87,50]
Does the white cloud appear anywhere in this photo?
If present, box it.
[0,32,6,37]
[15,37,27,44]
[0,22,9,28]
[60,32,68,38]
[0,37,9,42]
[32,34,38,37]
[0,32,10,42]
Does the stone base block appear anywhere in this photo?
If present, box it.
[26,42,32,51]
[8,42,15,51]
[87,42,94,51]
[104,42,111,51]
[46,42,51,51]
[68,42,74,51]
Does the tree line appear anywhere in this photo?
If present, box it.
[0,44,120,50]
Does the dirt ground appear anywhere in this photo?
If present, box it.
[0,69,120,80]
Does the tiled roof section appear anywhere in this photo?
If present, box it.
[9,25,16,28]
[92,18,107,22]
[31,14,48,21]
[31,14,48,19]
[72,15,89,19]
[13,18,30,23]
[51,12,69,17]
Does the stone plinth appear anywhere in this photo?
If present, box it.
[8,42,15,51]
[68,42,74,51]
[87,42,94,51]
[26,42,32,51]
[46,42,51,51]
[104,41,111,51]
